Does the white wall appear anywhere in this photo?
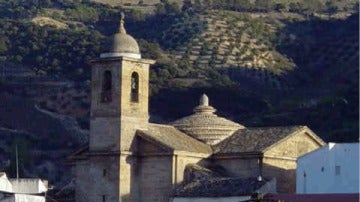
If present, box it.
[296,143,359,194]
[9,179,47,194]
[14,194,45,202]
[0,174,13,193]
[172,196,251,202]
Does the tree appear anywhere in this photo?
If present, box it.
[194,0,204,10]
[302,0,326,14]
[182,0,192,11]
[129,9,145,21]
[0,37,8,53]
[254,0,273,12]
[233,0,253,11]
[289,2,302,12]
[165,2,181,15]
[155,3,166,15]
[275,3,287,12]
[326,0,339,17]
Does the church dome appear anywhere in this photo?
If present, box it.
[171,94,245,145]
[100,13,141,59]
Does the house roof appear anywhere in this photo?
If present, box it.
[137,124,212,154]
[173,177,271,197]
[213,126,325,155]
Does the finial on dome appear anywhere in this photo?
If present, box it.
[119,12,126,34]
[199,94,209,106]
[194,94,215,114]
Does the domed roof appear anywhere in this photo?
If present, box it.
[100,13,141,59]
[171,94,245,145]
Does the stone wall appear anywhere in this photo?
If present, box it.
[75,156,120,202]
[119,59,151,151]
[139,156,173,202]
[90,117,120,151]
[120,154,136,202]
[265,132,321,158]
[90,61,121,119]
[262,131,323,193]
[262,157,296,193]
[89,57,153,151]
[174,154,207,184]
[89,60,121,151]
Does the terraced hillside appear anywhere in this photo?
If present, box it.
[162,11,296,74]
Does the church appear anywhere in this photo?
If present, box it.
[67,15,325,202]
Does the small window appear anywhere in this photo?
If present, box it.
[102,195,106,202]
[335,165,341,176]
[131,72,139,102]
[103,169,107,177]
[101,71,112,103]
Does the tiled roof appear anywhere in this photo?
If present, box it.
[175,164,275,197]
[183,164,223,184]
[173,177,270,197]
[137,124,212,154]
[171,94,244,145]
[213,126,306,154]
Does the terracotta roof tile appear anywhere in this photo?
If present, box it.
[137,124,212,154]
[174,177,271,197]
[213,126,305,154]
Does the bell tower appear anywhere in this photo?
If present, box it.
[78,13,155,202]
[89,13,155,152]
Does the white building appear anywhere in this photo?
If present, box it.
[296,142,359,194]
[0,173,47,202]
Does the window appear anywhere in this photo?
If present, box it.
[335,165,341,176]
[103,169,107,177]
[131,72,139,102]
[101,71,112,103]
[102,195,106,202]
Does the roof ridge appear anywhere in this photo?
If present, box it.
[245,125,305,129]
[148,123,175,128]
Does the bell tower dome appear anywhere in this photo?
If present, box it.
[100,13,141,59]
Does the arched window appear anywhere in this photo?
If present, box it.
[101,70,112,103]
[131,72,139,102]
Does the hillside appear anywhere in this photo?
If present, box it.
[0,0,358,194]
[162,11,296,72]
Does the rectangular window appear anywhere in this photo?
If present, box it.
[103,169,107,177]
[335,165,341,176]
[102,195,106,202]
